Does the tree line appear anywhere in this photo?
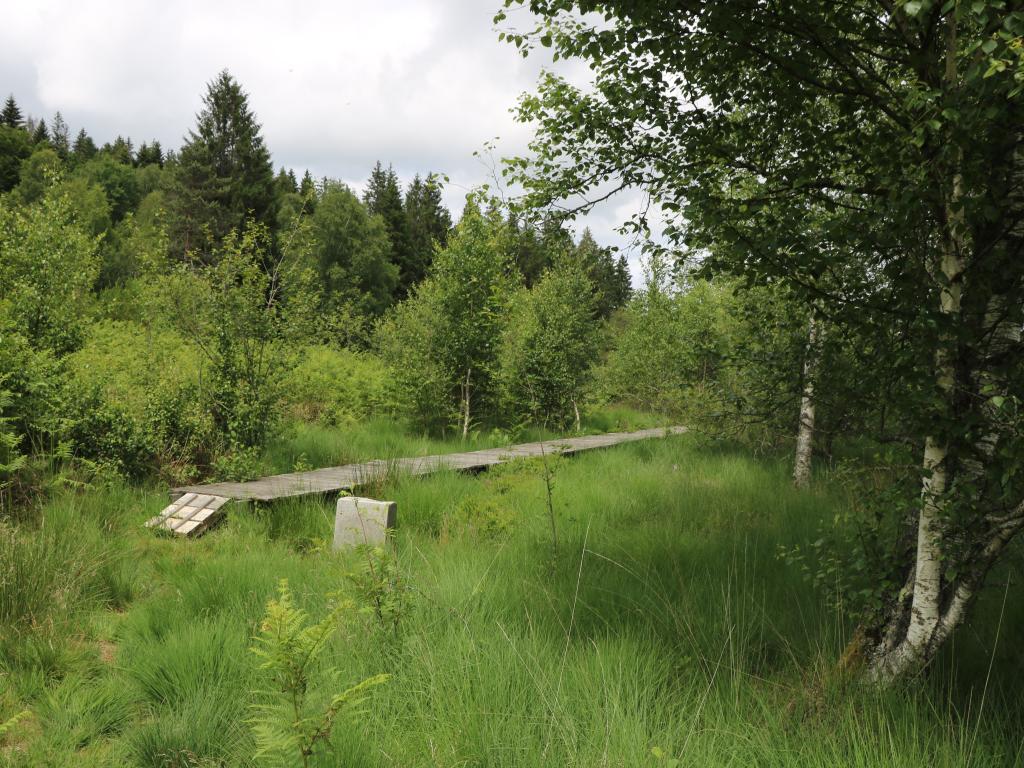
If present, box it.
[1,74,629,316]
[0,70,633,495]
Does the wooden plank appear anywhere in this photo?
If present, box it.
[148,494,232,536]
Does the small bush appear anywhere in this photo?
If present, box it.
[280,345,393,426]
[346,544,412,638]
[447,495,519,540]
[250,580,388,767]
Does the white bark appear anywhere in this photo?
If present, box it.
[793,312,819,489]
[461,367,472,440]
[868,16,965,681]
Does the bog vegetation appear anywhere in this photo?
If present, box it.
[2,1,1024,764]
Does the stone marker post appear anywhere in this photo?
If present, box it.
[333,496,397,550]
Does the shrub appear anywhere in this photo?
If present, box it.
[64,319,214,480]
[280,345,393,426]
[498,259,599,429]
[164,225,302,453]
[249,580,388,767]
[0,187,100,355]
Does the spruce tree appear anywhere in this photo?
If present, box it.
[135,140,164,167]
[364,161,413,298]
[299,169,316,199]
[275,166,297,196]
[50,112,70,159]
[404,173,452,290]
[2,95,23,128]
[71,129,98,164]
[32,118,49,145]
[574,229,632,318]
[101,136,134,164]
[509,216,547,287]
[168,70,277,261]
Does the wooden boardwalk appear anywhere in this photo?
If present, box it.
[149,426,685,536]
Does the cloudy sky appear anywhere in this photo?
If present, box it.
[1,0,654,282]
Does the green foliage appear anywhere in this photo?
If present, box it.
[346,544,412,638]
[249,579,388,767]
[0,187,100,355]
[499,257,599,427]
[11,147,62,205]
[0,709,30,741]
[378,203,517,434]
[404,172,452,290]
[167,69,277,262]
[38,674,135,751]
[0,505,122,661]
[0,125,32,193]
[63,319,217,481]
[573,228,631,318]
[595,267,737,419]
[307,181,398,318]
[364,161,414,298]
[55,176,112,238]
[69,128,97,166]
[0,389,26,499]
[500,0,1024,666]
[72,155,140,222]
[448,493,519,540]
[375,280,450,432]
[1,95,23,129]
[96,191,170,288]
[165,224,298,453]
[280,345,393,426]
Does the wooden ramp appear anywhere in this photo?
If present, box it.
[149,426,685,536]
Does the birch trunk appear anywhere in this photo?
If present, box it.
[461,367,472,440]
[866,14,965,682]
[793,312,819,489]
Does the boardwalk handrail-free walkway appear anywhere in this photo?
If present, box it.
[148,426,686,536]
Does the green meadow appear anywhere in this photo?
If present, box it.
[2,425,1021,767]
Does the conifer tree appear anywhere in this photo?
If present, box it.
[135,140,163,167]
[50,112,70,160]
[71,129,97,164]
[364,161,413,297]
[574,229,632,318]
[275,166,297,196]
[101,136,133,164]
[404,173,452,289]
[168,70,277,261]
[509,216,547,287]
[31,118,49,145]
[299,169,316,199]
[1,95,23,128]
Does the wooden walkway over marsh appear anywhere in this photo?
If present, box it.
[149,426,685,536]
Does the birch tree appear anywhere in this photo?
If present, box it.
[499,0,1024,682]
[377,203,516,437]
[792,312,819,489]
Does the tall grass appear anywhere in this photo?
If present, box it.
[2,429,1022,766]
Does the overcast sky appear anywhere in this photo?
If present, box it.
[1,0,654,283]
